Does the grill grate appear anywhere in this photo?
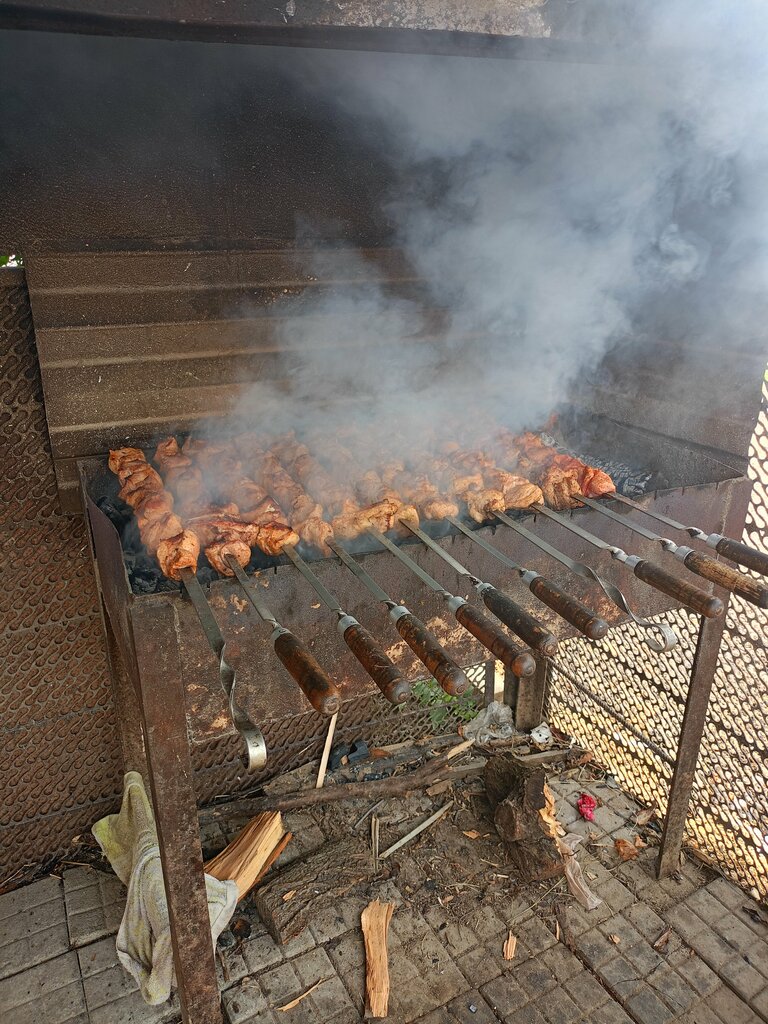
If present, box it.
[547,375,768,897]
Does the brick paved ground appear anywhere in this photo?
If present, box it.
[2,772,767,1024]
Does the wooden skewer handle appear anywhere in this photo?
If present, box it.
[632,560,724,618]
[479,585,558,657]
[453,601,536,678]
[273,630,340,715]
[715,537,768,577]
[342,621,412,704]
[528,575,610,640]
[393,611,468,696]
[682,551,768,609]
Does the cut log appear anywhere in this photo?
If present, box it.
[361,899,395,1018]
[253,836,374,944]
[205,811,286,900]
[484,752,564,882]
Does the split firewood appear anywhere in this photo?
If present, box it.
[253,836,374,944]
[503,930,517,960]
[361,899,395,1018]
[205,811,286,900]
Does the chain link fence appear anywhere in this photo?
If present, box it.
[548,376,768,897]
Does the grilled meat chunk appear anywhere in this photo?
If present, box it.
[204,539,251,576]
[156,530,201,580]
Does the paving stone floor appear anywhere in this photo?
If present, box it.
[2,774,767,1024]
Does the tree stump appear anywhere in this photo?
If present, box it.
[484,751,564,882]
[253,836,374,943]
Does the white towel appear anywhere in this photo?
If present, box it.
[92,771,238,1005]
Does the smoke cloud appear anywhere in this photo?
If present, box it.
[229,1,768,458]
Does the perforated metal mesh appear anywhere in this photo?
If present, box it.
[548,376,768,897]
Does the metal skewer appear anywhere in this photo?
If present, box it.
[578,496,768,609]
[365,526,536,678]
[611,493,768,577]
[443,517,610,641]
[394,522,558,657]
[327,539,469,696]
[527,506,724,619]
[225,556,340,716]
[490,512,678,653]
[282,544,410,704]
[179,567,267,770]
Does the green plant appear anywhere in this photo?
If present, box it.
[410,677,481,730]
[0,254,22,267]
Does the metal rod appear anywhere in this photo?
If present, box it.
[329,539,469,696]
[179,567,267,771]
[398,520,559,656]
[492,511,678,653]
[529,505,724,619]
[366,526,536,678]
[284,544,410,704]
[579,496,768,608]
[612,493,768,576]
[224,556,340,717]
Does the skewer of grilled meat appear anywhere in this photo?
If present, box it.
[162,437,300,567]
[272,433,419,542]
[308,433,420,536]
[108,447,201,580]
[495,430,615,510]
[233,433,333,554]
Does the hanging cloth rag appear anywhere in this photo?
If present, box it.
[92,770,238,1005]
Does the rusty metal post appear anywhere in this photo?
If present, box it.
[509,658,549,730]
[131,601,223,1024]
[656,603,731,878]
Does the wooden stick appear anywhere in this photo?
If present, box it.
[361,900,395,1018]
[202,743,480,819]
[316,712,338,789]
[379,800,454,860]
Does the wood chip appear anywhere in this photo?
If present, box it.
[463,829,482,840]
[277,979,325,1011]
[361,899,395,1018]
[609,934,621,944]
[634,835,648,849]
[653,927,672,951]
[282,889,296,902]
[503,931,518,960]
[614,838,639,862]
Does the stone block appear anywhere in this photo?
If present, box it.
[0,950,87,1024]
[515,917,557,956]
[624,984,674,1024]
[481,974,529,1019]
[425,907,480,958]
[706,984,764,1024]
[598,954,644,1001]
[241,930,285,973]
[537,945,582,983]
[625,903,667,943]
[645,964,698,1015]
[223,978,273,1024]
[577,930,618,970]
[563,970,610,1010]
[719,955,767,1002]
[512,957,558,999]
[539,988,581,1024]
[308,895,368,945]
[598,913,643,948]
[456,945,503,988]
[448,990,497,1023]
[259,961,302,1007]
